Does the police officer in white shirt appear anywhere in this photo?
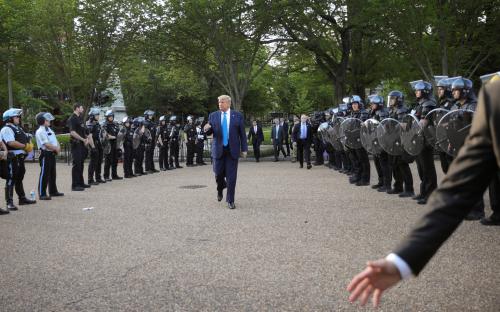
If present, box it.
[35,112,64,200]
[1,108,36,210]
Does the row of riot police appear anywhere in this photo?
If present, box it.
[315,75,499,224]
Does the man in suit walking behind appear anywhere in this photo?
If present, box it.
[204,95,248,209]
[292,114,313,169]
[247,120,264,162]
[271,118,286,162]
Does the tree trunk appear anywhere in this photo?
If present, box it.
[7,61,14,109]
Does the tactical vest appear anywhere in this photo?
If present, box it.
[4,124,28,151]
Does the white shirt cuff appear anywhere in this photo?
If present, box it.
[386,253,413,280]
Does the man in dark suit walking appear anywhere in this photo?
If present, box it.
[204,95,248,210]
[247,120,264,162]
[292,114,313,169]
[271,118,286,162]
[347,78,500,308]
[280,118,291,157]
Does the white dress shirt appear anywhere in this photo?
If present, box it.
[386,253,413,280]
[36,126,59,151]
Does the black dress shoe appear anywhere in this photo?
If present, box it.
[399,191,415,198]
[377,186,388,192]
[186,164,195,167]
[152,169,160,173]
[412,194,424,200]
[176,165,183,168]
[299,165,303,168]
[19,198,36,205]
[72,186,85,191]
[217,192,223,202]
[307,164,312,169]
[96,179,106,183]
[39,195,51,200]
[50,192,64,197]
[465,211,485,221]
[387,188,403,194]
[112,176,123,180]
[480,216,500,226]
[371,183,383,189]
[7,203,18,210]
[82,184,91,188]
[417,198,427,205]
[105,178,113,182]
[356,181,370,186]
[0,206,9,214]
[228,202,236,209]
[89,180,99,186]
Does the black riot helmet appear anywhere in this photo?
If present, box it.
[436,78,453,100]
[186,115,194,124]
[450,77,472,99]
[88,107,101,121]
[122,116,132,127]
[159,115,167,125]
[388,90,404,108]
[133,116,144,127]
[169,115,177,125]
[144,109,155,120]
[36,112,55,126]
[195,117,205,126]
[368,95,384,110]
[104,109,114,121]
[412,80,433,99]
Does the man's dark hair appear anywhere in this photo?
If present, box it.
[73,103,83,111]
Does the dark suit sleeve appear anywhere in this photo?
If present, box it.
[258,127,264,142]
[239,114,248,152]
[394,83,500,275]
[247,128,252,141]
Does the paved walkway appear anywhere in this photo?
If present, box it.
[0,160,498,311]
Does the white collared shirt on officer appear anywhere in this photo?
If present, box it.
[0,123,26,155]
[36,126,59,151]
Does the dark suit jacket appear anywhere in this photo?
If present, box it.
[271,125,285,145]
[292,122,312,145]
[205,110,248,160]
[247,125,264,145]
[282,122,289,140]
[394,80,500,275]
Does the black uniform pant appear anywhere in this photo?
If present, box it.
[354,148,370,183]
[88,146,103,181]
[489,173,500,219]
[439,151,453,174]
[347,148,360,178]
[313,137,324,164]
[252,142,261,161]
[285,138,290,156]
[170,142,180,167]
[186,141,195,165]
[389,155,414,192]
[134,146,145,174]
[5,155,27,203]
[104,141,118,178]
[416,145,437,198]
[297,139,311,166]
[196,141,205,164]
[145,145,155,171]
[273,142,285,160]
[374,152,390,187]
[340,150,351,172]
[71,142,87,188]
[333,150,342,169]
[38,151,59,197]
[158,144,169,169]
[123,145,134,176]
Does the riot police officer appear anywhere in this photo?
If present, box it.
[133,117,146,175]
[0,108,36,209]
[335,104,351,174]
[168,115,183,169]
[368,95,391,191]
[184,115,197,167]
[387,91,415,197]
[349,95,370,186]
[122,116,135,178]
[103,110,122,181]
[195,117,207,165]
[86,107,105,184]
[157,115,171,171]
[143,110,158,173]
[412,81,437,205]
[323,109,336,169]
[311,112,325,166]
[435,78,454,173]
